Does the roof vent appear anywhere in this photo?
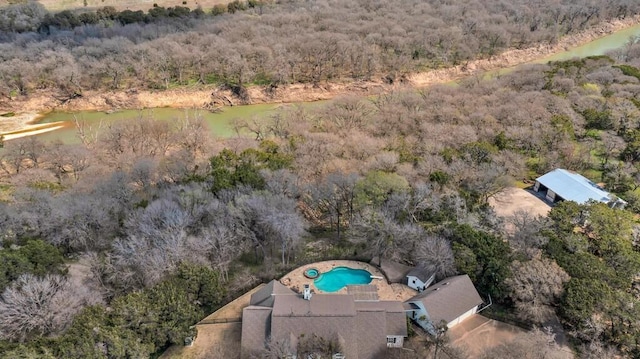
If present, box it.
[303,284,312,300]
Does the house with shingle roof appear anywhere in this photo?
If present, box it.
[404,274,484,334]
[241,280,407,358]
[241,274,484,357]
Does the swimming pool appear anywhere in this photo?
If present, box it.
[314,266,372,292]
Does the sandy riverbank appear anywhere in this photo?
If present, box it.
[409,14,640,86]
[2,14,639,138]
[0,113,68,141]
[0,113,41,133]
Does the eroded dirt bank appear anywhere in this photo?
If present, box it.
[1,14,639,136]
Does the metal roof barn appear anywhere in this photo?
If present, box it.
[534,169,615,204]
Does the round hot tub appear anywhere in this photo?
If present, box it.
[304,268,320,279]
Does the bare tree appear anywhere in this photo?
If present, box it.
[505,257,570,324]
[260,336,294,359]
[262,169,301,198]
[0,274,99,342]
[235,192,306,265]
[307,172,359,240]
[507,210,550,257]
[577,340,620,359]
[192,223,247,282]
[413,235,457,281]
[0,138,40,175]
[349,208,423,263]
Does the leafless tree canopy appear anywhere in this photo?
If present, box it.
[506,257,570,323]
[0,0,639,96]
[0,274,100,342]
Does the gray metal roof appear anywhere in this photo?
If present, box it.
[408,275,483,324]
[536,169,613,204]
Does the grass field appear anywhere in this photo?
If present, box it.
[0,0,228,12]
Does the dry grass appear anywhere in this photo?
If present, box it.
[159,284,265,359]
[1,0,229,12]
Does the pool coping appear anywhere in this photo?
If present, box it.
[303,267,320,279]
[313,266,374,292]
[280,260,417,302]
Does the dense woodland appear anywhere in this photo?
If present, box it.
[2,48,640,357]
[1,0,640,102]
[2,0,640,358]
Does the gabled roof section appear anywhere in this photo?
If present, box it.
[370,258,413,283]
[272,294,357,317]
[241,306,272,357]
[355,301,409,337]
[250,280,296,307]
[407,275,483,324]
[536,169,612,204]
[407,266,434,282]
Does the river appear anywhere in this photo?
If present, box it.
[9,22,640,143]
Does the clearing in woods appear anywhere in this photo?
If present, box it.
[489,187,552,219]
[0,0,229,12]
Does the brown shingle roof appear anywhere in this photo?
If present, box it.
[355,310,388,359]
[250,279,296,307]
[408,275,483,324]
[272,294,356,317]
[240,306,272,358]
[271,315,359,357]
[242,285,409,358]
[370,258,413,283]
[407,266,435,282]
[354,301,408,337]
[347,284,379,301]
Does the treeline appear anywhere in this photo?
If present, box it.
[0,2,208,33]
[2,39,640,358]
[0,0,275,35]
[1,0,640,100]
[0,263,225,357]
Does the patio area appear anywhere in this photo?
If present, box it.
[280,260,417,301]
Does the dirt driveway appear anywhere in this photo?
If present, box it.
[489,187,551,218]
[448,315,574,358]
[448,315,525,357]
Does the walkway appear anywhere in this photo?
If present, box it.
[281,260,417,301]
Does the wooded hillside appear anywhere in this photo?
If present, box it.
[1,0,639,103]
[2,1,640,358]
[2,45,640,356]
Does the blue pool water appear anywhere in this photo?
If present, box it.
[314,267,372,292]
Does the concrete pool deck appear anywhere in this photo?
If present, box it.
[280,260,417,301]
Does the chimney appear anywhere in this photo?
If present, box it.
[303,284,312,300]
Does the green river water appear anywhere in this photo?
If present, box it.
[28,22,640,143]
[35,104,289,144]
